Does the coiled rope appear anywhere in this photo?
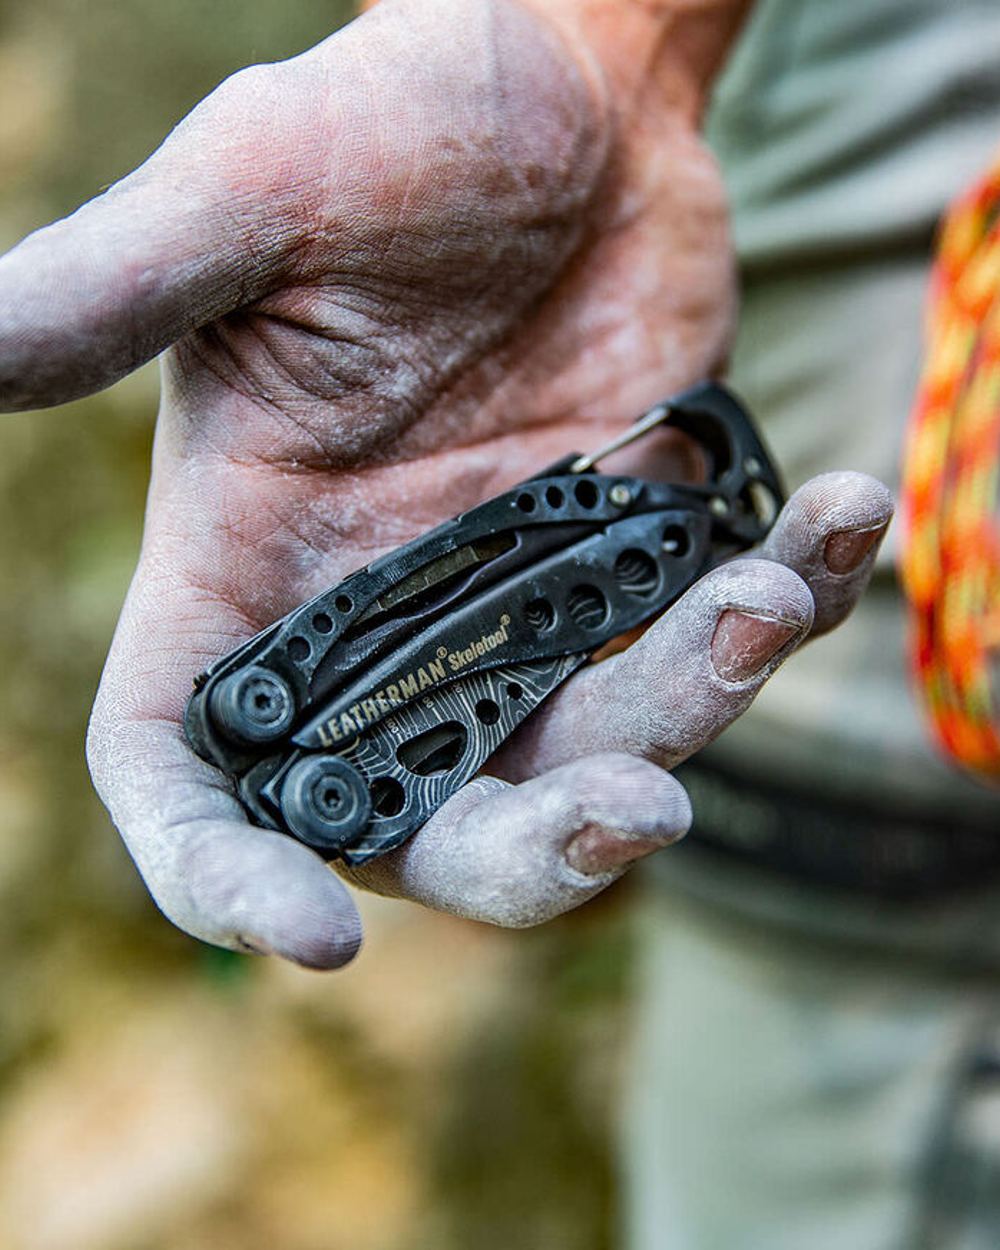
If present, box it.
[900,155,1000,780]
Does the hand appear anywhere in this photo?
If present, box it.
[0,0,892,967]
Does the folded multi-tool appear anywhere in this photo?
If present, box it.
[185,381,783,865]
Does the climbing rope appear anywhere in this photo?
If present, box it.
[900,154,1000,780]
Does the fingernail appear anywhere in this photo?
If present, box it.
[711,609,801,682]
[565,825,667,876]
[824,523,887,574]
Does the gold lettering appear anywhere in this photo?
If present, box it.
[333,617,513,734]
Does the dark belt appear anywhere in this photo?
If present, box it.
[672,758,1000,902]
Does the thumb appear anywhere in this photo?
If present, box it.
[0,58,300,413]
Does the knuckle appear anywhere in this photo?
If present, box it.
[205,60,281,112]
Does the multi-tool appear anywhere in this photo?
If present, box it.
[185,381,783,865]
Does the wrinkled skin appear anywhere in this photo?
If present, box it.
[0,0,892,967]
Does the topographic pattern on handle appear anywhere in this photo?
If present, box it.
[184,381,785,865]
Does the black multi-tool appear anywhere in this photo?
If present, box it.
[185,381,783,865]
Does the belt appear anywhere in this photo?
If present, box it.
[672,758,1000,902]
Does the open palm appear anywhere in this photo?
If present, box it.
[0,0,891,966]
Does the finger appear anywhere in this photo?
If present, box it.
[86,708,362,971]
[342,752,691,926]
[0,0,601,417]
[0,60,301,412]
[757,470,894,637]
[491,557,814,781]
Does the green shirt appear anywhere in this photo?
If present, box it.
[693,0,1000,820]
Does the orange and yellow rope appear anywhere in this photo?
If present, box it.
[900,155,1000,780]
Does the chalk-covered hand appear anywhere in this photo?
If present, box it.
[0,0,891,966]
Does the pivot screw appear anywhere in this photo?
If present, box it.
[281,756,372,851]
[609,483,632,507]
[709,496,730,518]
[209,666,295,745]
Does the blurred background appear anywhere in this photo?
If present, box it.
[0,3,635,1247]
